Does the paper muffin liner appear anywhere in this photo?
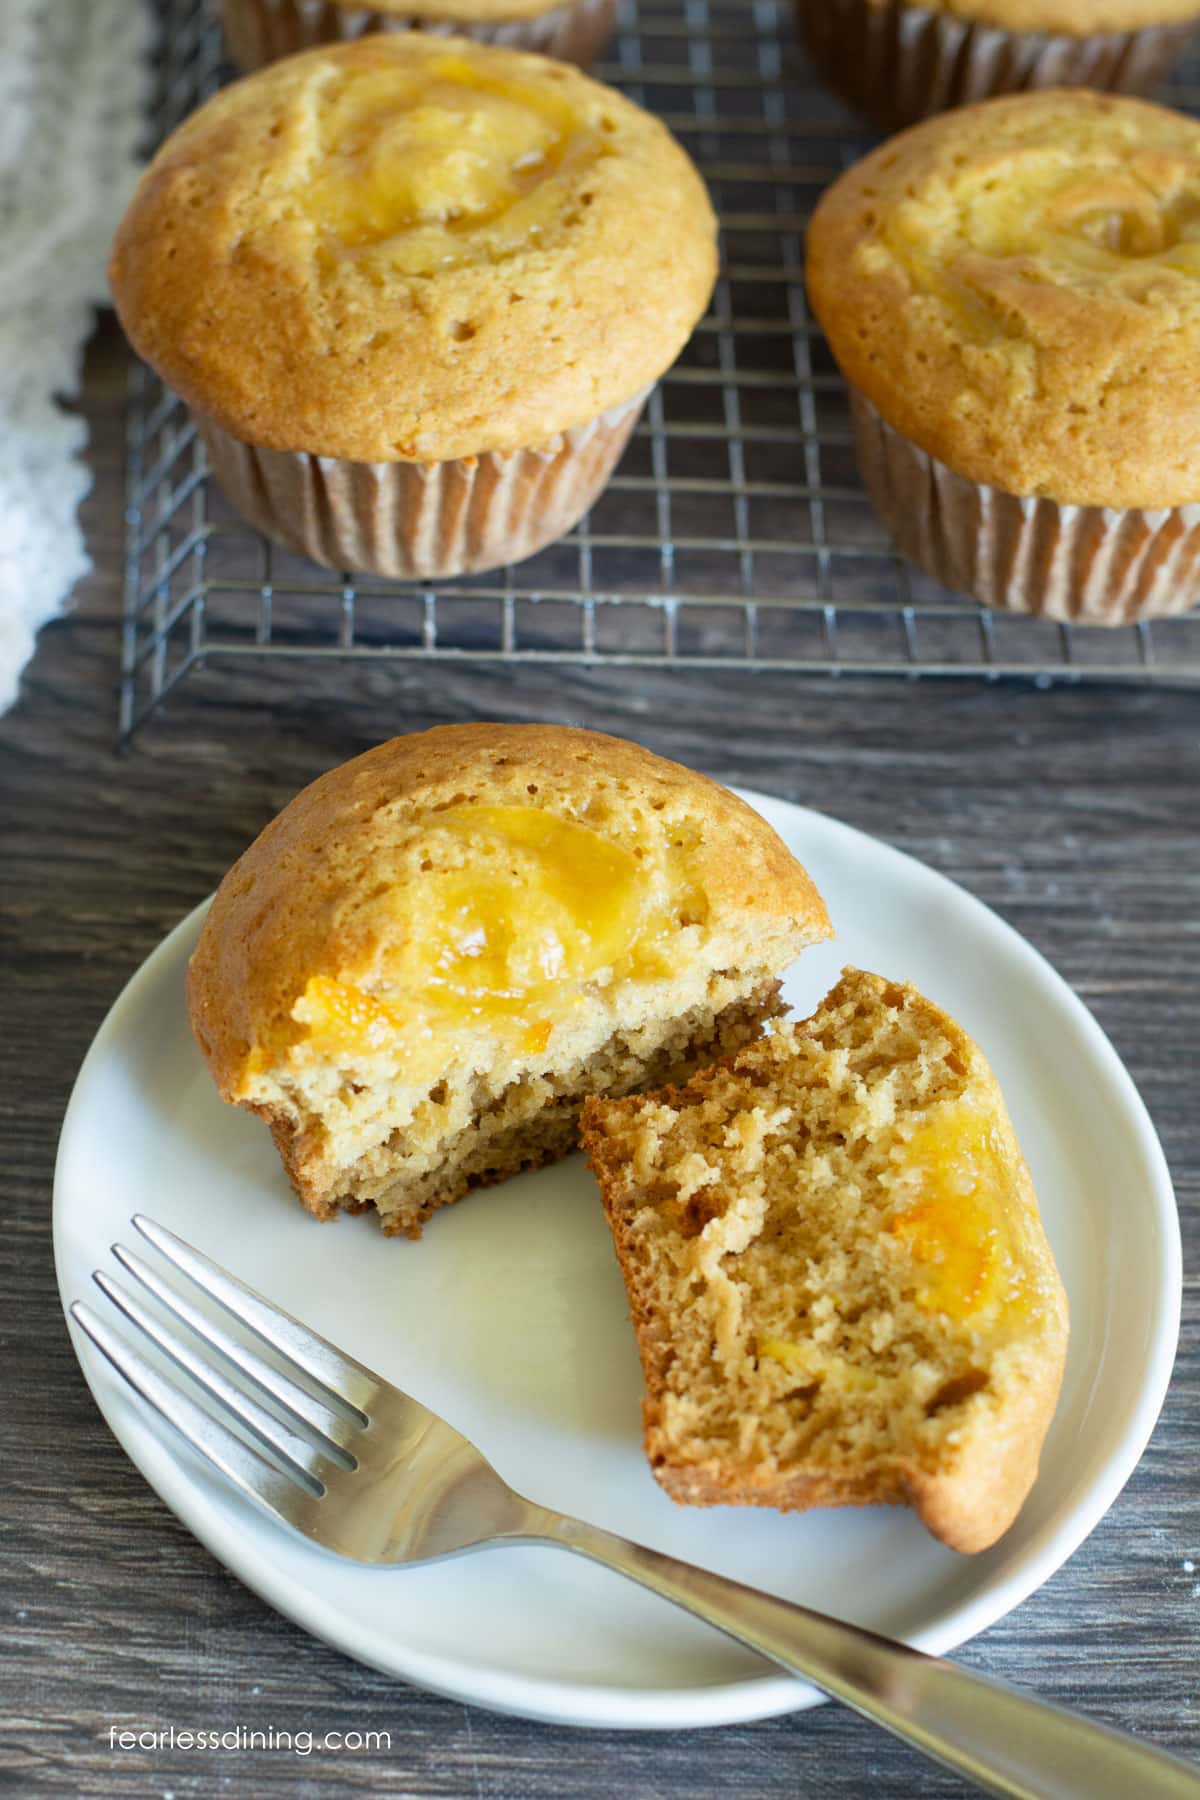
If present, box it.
[193,390,646,580]
[850,390,1200,624]
[796,0,1195,131]
[220,0,617,70]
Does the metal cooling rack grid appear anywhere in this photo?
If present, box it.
[121,0,1200,739]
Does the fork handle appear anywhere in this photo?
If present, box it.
[532,1510,1200,1799]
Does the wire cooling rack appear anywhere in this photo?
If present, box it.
[121,0,1200,737]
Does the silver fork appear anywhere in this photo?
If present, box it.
[72,1215,1198,1800]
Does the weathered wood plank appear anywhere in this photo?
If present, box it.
[1,314,1197,1800]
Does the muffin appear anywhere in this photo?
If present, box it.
[108,37,717,579]
[807,89,1200,625]
[581,969,1069,1553]
[797,0,1198,133]
[220,0,617,75]
[186,724,832,1238]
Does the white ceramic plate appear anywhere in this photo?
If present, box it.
[55,792,1180,1730]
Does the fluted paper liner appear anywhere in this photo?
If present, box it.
[194,390,645,580]
[796,0,1194,131]
[221,0,617,70]
[850,390,1200,624]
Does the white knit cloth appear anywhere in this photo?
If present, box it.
[0,0,151,713]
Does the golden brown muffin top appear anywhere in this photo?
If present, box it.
[808,89,1200,508]
[186,724,831,1104]
[912,0,1199,33]
[109,37,717,464]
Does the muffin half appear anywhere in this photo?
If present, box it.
[582,969,1069,1553]
[187,725,832,1237]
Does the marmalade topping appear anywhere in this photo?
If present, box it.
[408,803,645,1001]
[293,975,403,1059]
[888,1104,1025,1320]
[881,147,1200,338]
[304,56,601,276]
[291,803,700,1065]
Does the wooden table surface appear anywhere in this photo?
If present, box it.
[3,313,1198,1799]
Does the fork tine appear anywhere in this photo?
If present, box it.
[70,1300,314,1528]
[92,1272,331,1493]
[132,1215,376,1417]
[111,1242,358,1462]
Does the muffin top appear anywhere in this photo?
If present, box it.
[109,37,716,463]
[186,724,831,1103]
[808,89,1200,507]
[910,0,1198,33]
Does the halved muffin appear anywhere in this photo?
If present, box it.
[581,968,1069,1552]
[187,725,831,1237]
